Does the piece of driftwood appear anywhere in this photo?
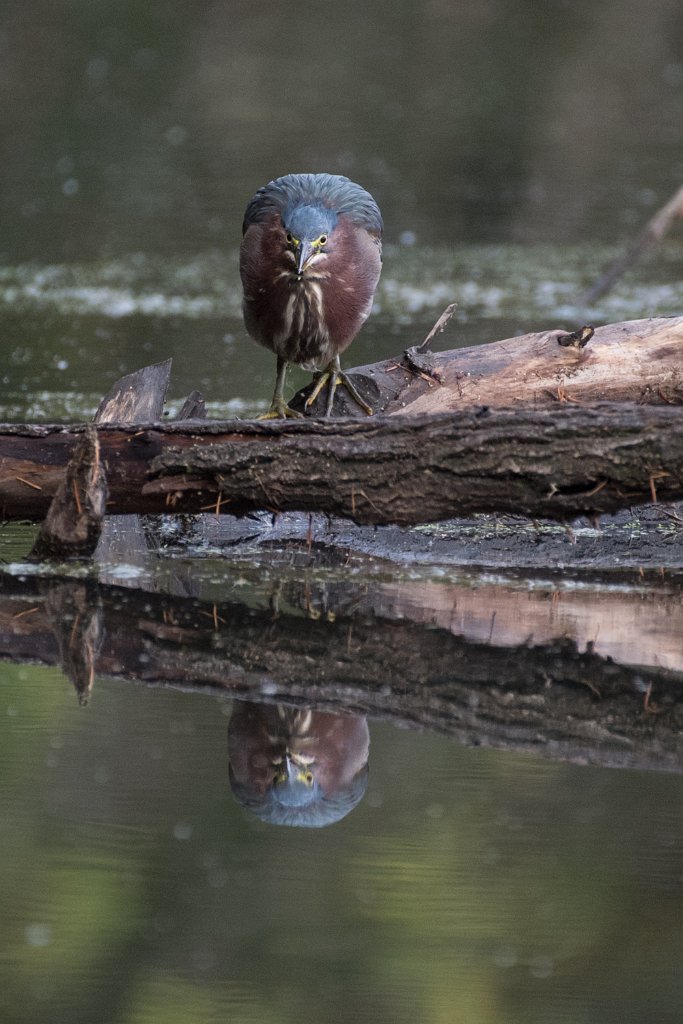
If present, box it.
[0,316,681,524]
[583,183,683,304]
[0,576,680,773]
[94,358,172,423]
[175,389,206,420]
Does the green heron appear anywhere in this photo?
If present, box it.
[240,172,383,418]
[228,702,370,828]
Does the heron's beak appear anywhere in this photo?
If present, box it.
[296,240,315,276]
[283,754,314,787]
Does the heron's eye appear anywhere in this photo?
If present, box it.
[305,770,313,784]
[318,234,328,246]
[285,231,294,245]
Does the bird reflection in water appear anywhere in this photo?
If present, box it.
[228,702,369,828]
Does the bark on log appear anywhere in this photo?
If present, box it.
[0,576,681,773]
[0,403,682,523]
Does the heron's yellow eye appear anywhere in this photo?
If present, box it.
[304,770,313,784]
[285,231,294,245]
[317,234,328,246]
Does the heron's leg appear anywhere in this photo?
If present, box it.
[258,356,303,419]
[305,355,373,418]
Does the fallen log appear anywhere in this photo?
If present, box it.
[0,316,681,524]
[148,402,683,523]
[0,402,682,523]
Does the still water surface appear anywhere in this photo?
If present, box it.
[1,1,683,1021]
[2,663,683,1024]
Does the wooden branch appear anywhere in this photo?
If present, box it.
[0,576,680,773]
[583,183,683,304]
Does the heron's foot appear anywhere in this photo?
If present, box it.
[305,366,373,418]
[257,398,303,420]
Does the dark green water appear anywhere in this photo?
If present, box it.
[2,664,683,1024]
[1,1,683,1021]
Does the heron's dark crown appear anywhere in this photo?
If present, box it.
[283,203,337,242]
[242,173,383,237]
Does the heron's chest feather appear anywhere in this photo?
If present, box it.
[269,277,333,364]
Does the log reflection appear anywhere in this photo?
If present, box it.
[0,573,681,774]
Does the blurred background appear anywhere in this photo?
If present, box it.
[1,0,682,418]
[3,0,683,258]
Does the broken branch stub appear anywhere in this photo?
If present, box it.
[28,425,107,560]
